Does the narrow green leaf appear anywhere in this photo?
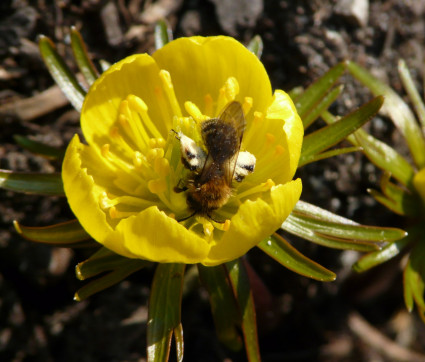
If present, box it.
[74,259,145,301]
[147,263,185,362]
[258,234,336,281]
[283,214,380,252]
[347,60,425,169]
[0,170,64,196]
[70,26,99,86]
[369,174,421,216]
[76,247,151,280]
[14,219,93,246]
[295,62,346,118]
[353,226,418,272]
[173,323,184,362]
[302,146,361,165]
[154,19,173,50]
[226,259,261,361]
[299,96,384,167]
[290,210,406,243]
[302,85,344,129]
[38,35,85,111]
[246,35,263,59]
[293,200,357,225]
[287,86,304,101]
[398,59,425,130]
[198,264,243,351]
[14,135,66,160]
[403,265,415,312]
[354,129,415,188]
[404,240,425,313]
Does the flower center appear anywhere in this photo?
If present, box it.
[97,69,269,238]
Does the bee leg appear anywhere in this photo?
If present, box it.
[207,213,225,224]
[177,211,196,222]
[174,179,188,193]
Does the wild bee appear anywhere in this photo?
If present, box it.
[175,101,256,219]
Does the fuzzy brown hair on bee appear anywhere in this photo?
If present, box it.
[175,101,256,220]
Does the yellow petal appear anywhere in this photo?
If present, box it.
[413,168,425,205]
[111,206,210,263]
[62,135,135,258]
[81,54,173,149]
[203,178,302,266]
[153,36,273,115]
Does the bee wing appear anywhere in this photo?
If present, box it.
[218,101,246,146]
[218,101,246,185]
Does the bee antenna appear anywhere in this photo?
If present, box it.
[170,129,180,140]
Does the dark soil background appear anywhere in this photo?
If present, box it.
[1,0,425,361]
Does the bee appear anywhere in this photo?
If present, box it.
[175,101,256,219]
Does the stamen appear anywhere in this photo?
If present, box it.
[266,133,275,144]
[159,70,182,117]
[275,145,285,156]
[148,178,167,194]
[101,144,110,158]
[133,151,144,168]
[243,97,253,116]
[147,148,165,163]
[204,94,213,117]
[216,87,227,116]
[109,206,137,219]
[211,219,231,231]
[154,157,170,177]
[224,77,239,101]
[127,94,163,139]
[236,179,275,200]
[203,221,214,238]
[149,137,166,149]
[118,100,147,150]
[184,101,207,123]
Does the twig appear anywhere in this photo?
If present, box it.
[348,311,425,362]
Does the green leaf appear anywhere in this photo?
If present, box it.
[258,233,336,281]
[398,59,425,131]
[147,263,185,362]
[295,62,346,119]
[302,85,344,129]
[347,60,425,169]
[14,219,94,247]
[198,264,243,351]
[368,174,421,216]
[403,239,425,315]
[154,19,173,50]
[353,225,419,272]
[246,35,263,59]
[38,35,86,111]
[0,170,64,196]
[226,259,261,361]
[76,247,151,280]
[74,258,145,301]
[301,146,361,165]
[299,96,384,167]
[354,129,415,188]
[70,26,99,86]
[13,135,66,160]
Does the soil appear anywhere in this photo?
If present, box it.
[1,0,425,361]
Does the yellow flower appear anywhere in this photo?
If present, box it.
[62,36,303,266]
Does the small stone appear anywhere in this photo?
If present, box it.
[334,0,369,27]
